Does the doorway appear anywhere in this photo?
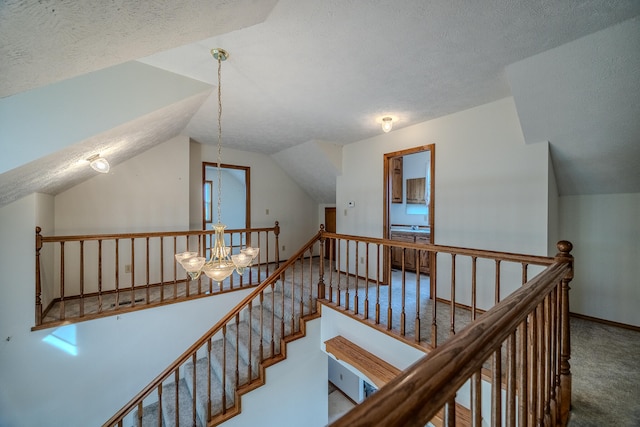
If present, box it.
[383,145,435,286]
[202,162,250,231]
[324,207,336,260]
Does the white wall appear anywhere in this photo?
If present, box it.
[338,98,552,308]
[197,143,319,260]
[222,319,328,427]
[560,193,640,327]
[338,97,551,255]
[0,194,256,427]
[54,135,191,234]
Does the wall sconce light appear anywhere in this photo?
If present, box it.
[377,115,397,133]
[87,154,110,173]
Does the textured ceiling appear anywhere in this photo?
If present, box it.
[1,0,639,207]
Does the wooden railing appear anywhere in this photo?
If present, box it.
[328,240,574,427]
[34,222,280,330]
[104,230,323,427]
[100,225,572,426]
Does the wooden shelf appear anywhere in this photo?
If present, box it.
[325,335,400,388]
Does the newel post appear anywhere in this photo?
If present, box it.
[35,227,43,326]
[317,225,326,300]
[274,221,280,268]
[555,240,573,426]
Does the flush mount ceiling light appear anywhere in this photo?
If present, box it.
[87,154,110,173]
[377,115,398,133]
[174,48,259,283]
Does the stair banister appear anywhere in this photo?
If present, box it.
[104,229,322,426]
[330,242,573,427]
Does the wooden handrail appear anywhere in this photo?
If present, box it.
[34,223,281,328]
[330,242,573,427]
[103,229,322,426]
[322,231,554,266]
[39,225,279,243]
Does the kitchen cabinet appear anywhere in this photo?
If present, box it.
[391,157,403,203]
[390,231,430,274]
[406,177,426,204]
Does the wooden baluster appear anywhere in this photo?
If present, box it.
[328,238,335,303]
[544,293,553,426]
[35,227,43,326]
[431,251,438,348]
[145,237,150,304]
[137,401,143,427]
[345,240,350,311]
[450,253,456,337]
[506,332,517,426]
[157,383,163,427]
[270,283,275,356]
[491,347,502,426]
[308,248,314,315]
[115,239,120,309]
[446,396,456,427]
[235,313,240,388]
[207,338,212,421]
[174,370,180,424]
[59,241,65,320]
[495,259,501,303]
[130,238,135,306]
[415,250,421,343]
[364,243,370,320]
[259,291,265,363]
[336,238,342,307]
[389,244,398,332]
[98,239,103,312]
[287,267,292,337]
[192,352,197,426]
[318,226,326,300]
[400,249,406,336]
[247,303,253,383]
[471,256,477,320]
[159,237,164,302]
[354,242,360,315]
[554,284,563,425]
[528,307,538,427]
[80,240,85,317]
[222,325,227,413]
[518,319,528,427]
[536,303,544,425]
[274,220,280,270]
[173,236,178,299]
[471,369,482,427]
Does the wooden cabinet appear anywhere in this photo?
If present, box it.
[390,231,430,274]
[406,177,426,204]
[415,235,430,274]
[391,157,403,203]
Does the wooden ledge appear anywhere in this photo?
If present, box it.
[324,335,400,388]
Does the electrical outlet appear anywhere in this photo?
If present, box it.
[125,264,131,273]
[266,208,269,215]
[360,257,364,264]
[282,245,285,251]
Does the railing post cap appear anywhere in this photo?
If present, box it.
[556,240,573,254]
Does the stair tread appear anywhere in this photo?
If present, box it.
[160,378,203,427]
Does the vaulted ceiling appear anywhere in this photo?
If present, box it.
[1,0,639,207]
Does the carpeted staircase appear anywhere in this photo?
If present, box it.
[132,278,314,427]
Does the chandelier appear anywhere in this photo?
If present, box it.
[175,48,259,282]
